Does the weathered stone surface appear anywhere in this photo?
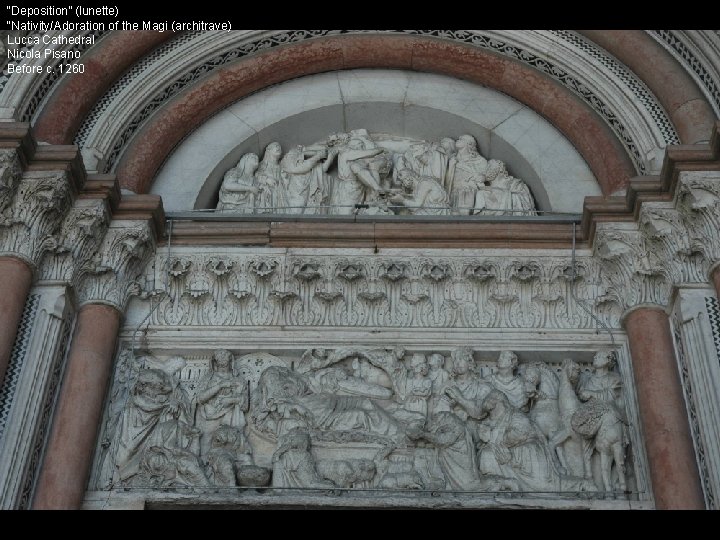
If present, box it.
[90,346,635,501]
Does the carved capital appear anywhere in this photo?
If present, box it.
[77,221,155,310]
[38,199,110,284]
[594,224,672,311]
[0,149,23,220]
[676,172,720,271]
[0,171,73,269]
[638,203,709,284]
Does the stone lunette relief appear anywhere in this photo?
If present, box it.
[216,133,536,216]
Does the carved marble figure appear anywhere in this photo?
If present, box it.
[255,142,286,212]
[271,428,334,488]
[390,169,450,215]
[487,350,531,410]
[574,350,628,492]
[111,364,197,485]
[206,426,255,487]
[427,353,451,414]
[469,390,560,491]
[446,134,488,214]
[326,134,388,215]
[196,349,249,457]
[280,145,330,214]
[474,159,536,216]
[216,153,260,213]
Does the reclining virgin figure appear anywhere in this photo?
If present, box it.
[250,365,402,442]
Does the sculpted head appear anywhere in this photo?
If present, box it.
[135,369,173,398]
[455,134,478,153]
[497,350,518,371]
[327,132,350,147]
[237,153,260,177]
[561,358,581,383]
[264,142,282,160]
[392,346,406,361]
[212,349,234,371]
[409,353,428,375]
[451,347,474,376]
[283,428,311,451]
[593,349,616,369]
[348,138,365,150]
[211,426,244,450]
[440,137,456,155]
[482,389,510,415]
[523,364,540,386]
[485,159,506,182]
[428,353,445,370]
[397,168,418,190]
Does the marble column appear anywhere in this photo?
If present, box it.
[711,264,720,301]
[0,258,33,388]
[624,306,706,509]
[32,304,121,510]
[0,285,74,509]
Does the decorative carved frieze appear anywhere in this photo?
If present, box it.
[0,172,73,269]
[148,252,617,330]
[77,221,154,310]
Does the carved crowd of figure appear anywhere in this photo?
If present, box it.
[99,347,630,495]
[216,131,536,216]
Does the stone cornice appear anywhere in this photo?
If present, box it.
[0,125,165,304]
[160,221,586,250]
[80,175,121,213]
[0,123,36,169]
[0,123,85,193]
[27,145,86,194]
[581,120,720,242]
[114,195,165,240]
[0,123,164,234]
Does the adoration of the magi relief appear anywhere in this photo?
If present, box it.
[93,347,633,496]
[216,131,536,215]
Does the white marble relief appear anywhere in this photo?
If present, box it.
[147,252,618,330]
[215,133,536,216]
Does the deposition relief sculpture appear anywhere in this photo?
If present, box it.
[95,346,632,497]
[215,133,536,216]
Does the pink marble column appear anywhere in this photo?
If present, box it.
[33,304,121,510]
[0,257,33,389]
[624,307,705,509]
[711,264,720,301]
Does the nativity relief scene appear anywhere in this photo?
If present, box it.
[216,131,536,216]
[93,347,632,497]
